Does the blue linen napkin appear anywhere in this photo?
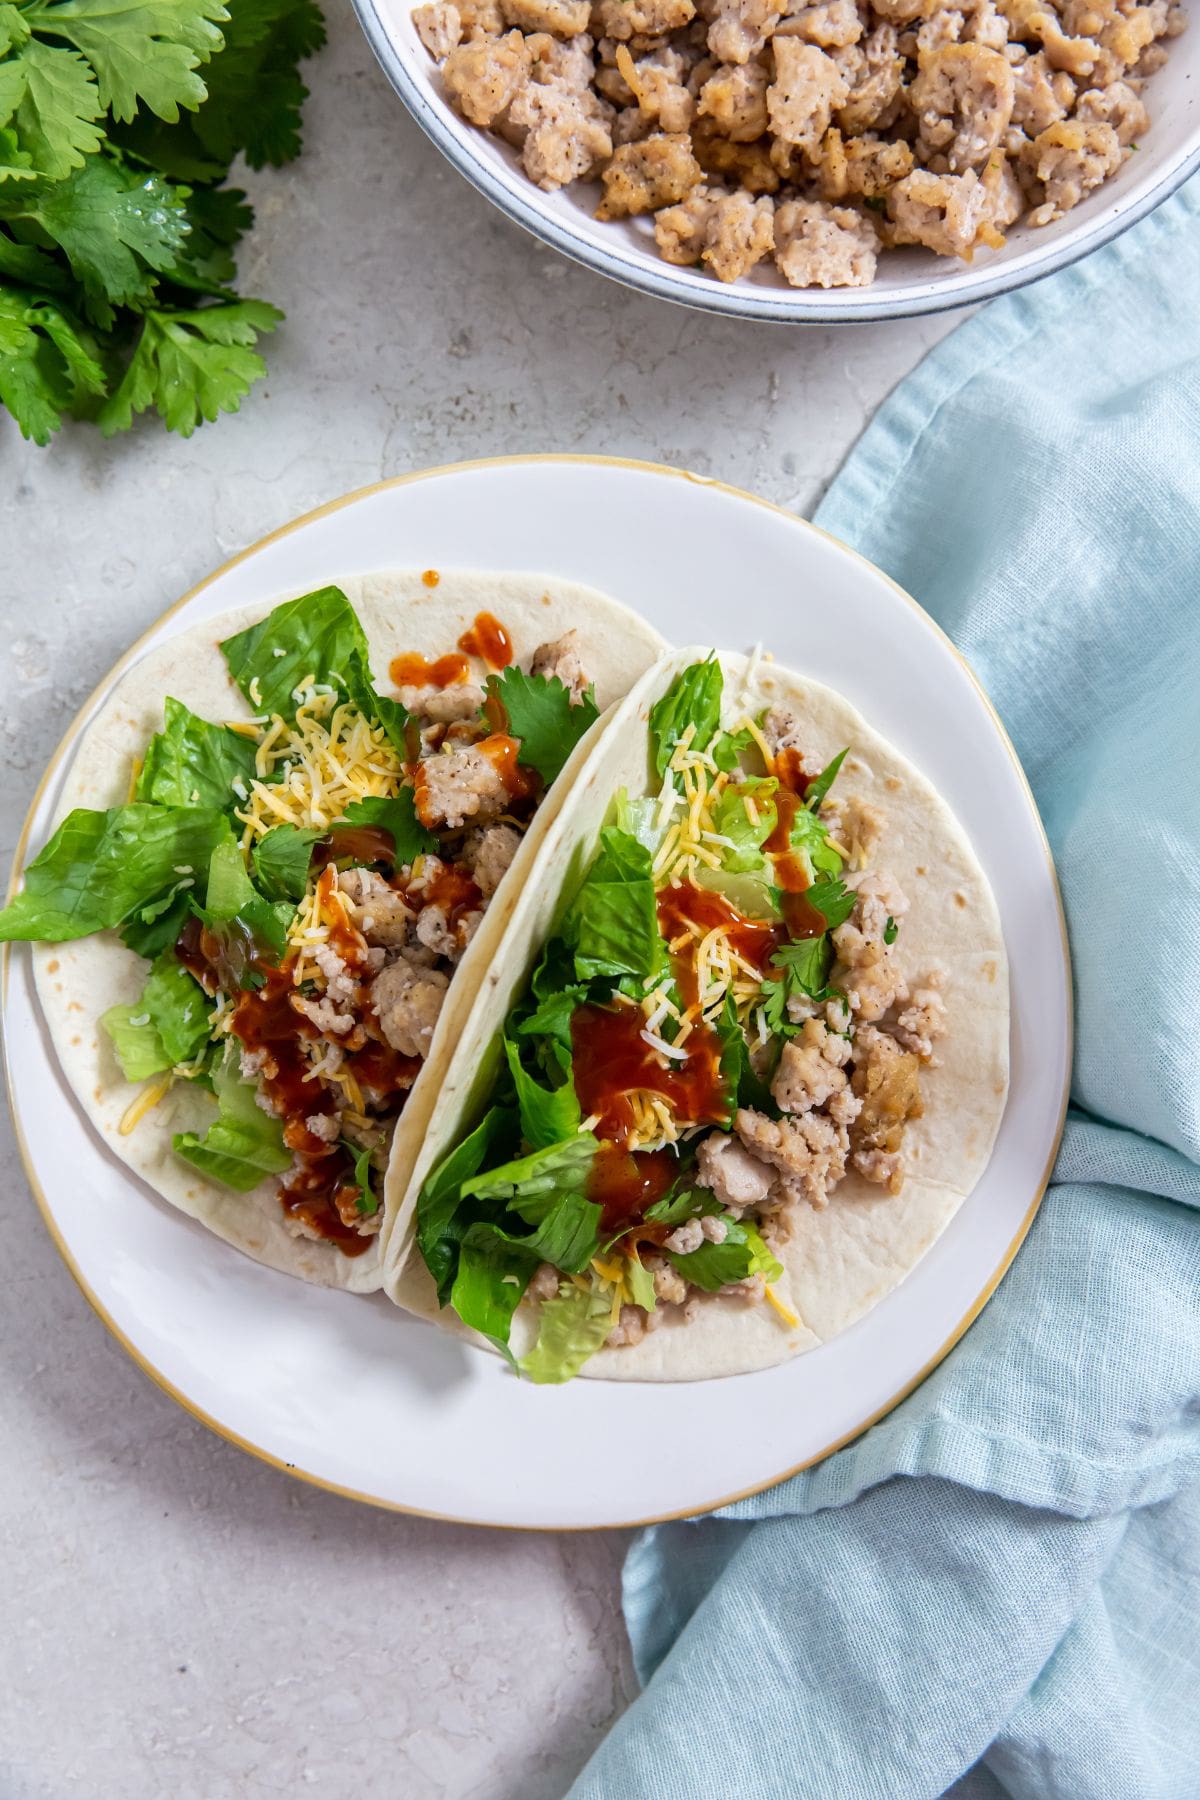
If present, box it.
[570,178,1200,1800]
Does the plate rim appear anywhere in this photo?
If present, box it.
[352,0,1200,325]
[2,454,1072,1529]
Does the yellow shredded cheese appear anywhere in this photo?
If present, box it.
[119,1072,173,1135]
[764,1284,800,1329]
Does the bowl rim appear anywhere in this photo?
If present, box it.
[353,0,1200,324]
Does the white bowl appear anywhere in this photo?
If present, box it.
[354,0,1200,322]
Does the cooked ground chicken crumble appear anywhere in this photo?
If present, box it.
[413,0,1184,287]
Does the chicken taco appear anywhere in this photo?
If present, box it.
[384,645,1009,1375]
[2,570,666,1291]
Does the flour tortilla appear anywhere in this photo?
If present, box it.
[32,570,667,1293]
[383,645,1010,1373]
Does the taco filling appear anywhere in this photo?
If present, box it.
[415,654,949,1380]
[1,586,602,1259]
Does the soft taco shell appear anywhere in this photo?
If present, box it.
[383,645,1010,1372]
[32,570,667,1294]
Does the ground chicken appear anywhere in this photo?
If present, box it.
[292,993,357,1037]
[815,127,914,200]
[649,1256,689,1304]
[777,0,863,46]
[832,868,910,1020]
[502,0,590,33]
[463,823,522,898]
[768,40,850,152]
[775,197,878,287]
[695,1130,775,1211]
[736,1106,850,1210]
[459,0,505,30]
[1074,78,1149,144]
[414,903,463,961]
[596,132,703,215]
[893,975,948,1061]
[821,794,886,866]
[771,1018,853,1114]
[370,955,451,1058]
[911,42,1016,170]
[339,867,413,948]
[1010,48,1075,132]
[887,166,990,256]
[696,60,771,139]
[442,30,532,124]
[414,0,462,57]
[397,679,485,723]
[528,30,597,87]
[592,0,696,39]
[510,75,614,185]
[707,0,787,62]
[530,628,590,700]
[761,704,809,760]
[1023,117,1122,220]
[416,741,513,831]
[849,1023,923,1180]
[692,127,782,190]
[528,1261,561,1299]
[656,184,775,278]
[665,1216,705,1253]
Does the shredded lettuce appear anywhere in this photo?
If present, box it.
[101,950,211,1082]
[191,835,293,986]
[648,656,723,779]
[787,803,844,881]
[519,1277,616,1384]
[504,1037,581,1149]
[0,802,228,943]
[136,696,260,811]
[458,1131,598,1210]
[712,778,778,873]
[417,1105,521,1304]
[219,585,369,719]
[805,747,848,811]
[173,1045,291,1192]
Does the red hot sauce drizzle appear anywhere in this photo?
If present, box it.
[457,611,514,670]
[388,649,471,689]
[764,789,827,940]
[657,881,785,986]
[587,1143,677,1236]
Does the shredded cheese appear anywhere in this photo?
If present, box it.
[119,1072,173,1135]
[764,1284,800,1329]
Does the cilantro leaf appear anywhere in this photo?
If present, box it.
[136,694,258,809]
[219,584,367,719]
[251,824,321,902]
[101,948,210,1080]
[340,793,437,869]
[771,936,834,995]
[28,0,228,125]
[649,657,723,779]
[1,38,104,179]
[487,666,599,786]
[17,156,190,327]
[806,877,855,931]
[167,179,249,289]
[0,284,103,442]
[97,296,282,436]
[805,747,848,812]
[884,914,899,945]
[173,1043,291,1192]
[643,1186,724,1227]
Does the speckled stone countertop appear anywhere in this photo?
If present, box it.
[0,10,961,1796]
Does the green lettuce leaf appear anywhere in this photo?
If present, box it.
[623,1251,657,1313]
[561,826,666,985]
[136,695,259,810]
[417,1105,521,1304]
[519,1278,615,1384]
[191,835,293,984]
[342,647,409,759]
[100,948,211,1081]
[649,657,723,779]
[787,803,843,881]
[666,1218,782,1292]
[173,1044,290,1192]
[447,1235,529,1364]
[0,802,227,942]
[219,584,368,719]
[347,1142,378,1218]
[487,666,599,786]
[251,823,321,902]
[712,778,778,873]
[458,1131,598,1211]
[711,724,753,772]
[503,1036,580,1149]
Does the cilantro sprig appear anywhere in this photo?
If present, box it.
[0,0,326,444]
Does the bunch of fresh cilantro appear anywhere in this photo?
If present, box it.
[0,0,325,444]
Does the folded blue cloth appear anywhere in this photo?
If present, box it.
[570,178,1200,1800]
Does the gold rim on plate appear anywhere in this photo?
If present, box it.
[1,454,1073,1530]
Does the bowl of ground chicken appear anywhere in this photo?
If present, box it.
[355,0,1198,318]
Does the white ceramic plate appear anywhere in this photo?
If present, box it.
[354,0,1200,324]
[3,458,1070,1528]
